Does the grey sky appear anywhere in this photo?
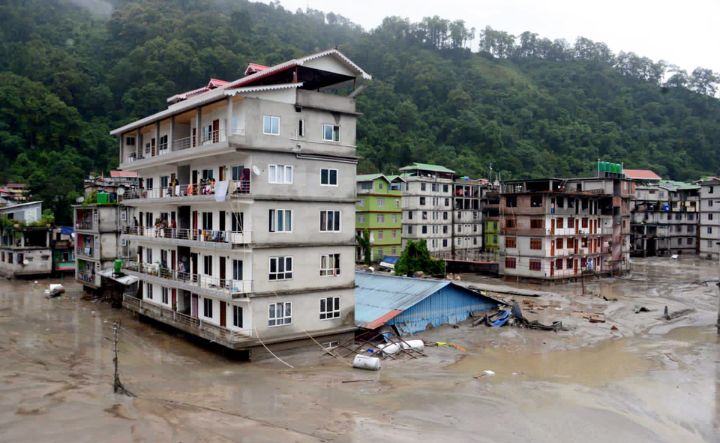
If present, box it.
[259,0,720,73]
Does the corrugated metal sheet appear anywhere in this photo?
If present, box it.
[355,272,499,334]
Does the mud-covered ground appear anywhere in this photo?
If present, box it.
[0,257,719,442]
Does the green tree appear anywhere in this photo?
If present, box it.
[395,240,446,277]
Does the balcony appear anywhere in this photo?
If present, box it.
[501,227,547,236]
[122,295,255,349]
[75,246,98,260]
[123,260,252,297]
[123,226,251,248]
[121,131,231,171]
[123,179,251,204]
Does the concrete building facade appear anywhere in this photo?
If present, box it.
[452,178,484,260]
[0,202,52,278]
[112,50,370,354]
[355,174,403,261]
[499,175,632,281]
[400,163,455,255]
[698,177,720,260]
[631,180,699,257]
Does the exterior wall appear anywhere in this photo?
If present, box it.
[699,182,720,259]
[356,177,402,261]
[0,203,42,224]
[387,286,496,334]
[0,247,52,277]
[401,177,454,253]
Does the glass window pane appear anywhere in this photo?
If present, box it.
[330,169,337,184]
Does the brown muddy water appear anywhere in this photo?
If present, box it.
[1,257,719,442]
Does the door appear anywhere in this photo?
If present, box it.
[550,238,555,256]
[550,219,555,235]
[219,211,226,235]
[191,170,198,194]
[190,253,198,280]
[574,259,578,275]
[550,261,554,278]
[219,257,226,288]
[191,294,198,318]
[212,119,219,143]
[220,301,226,327]
[192,128,197,147]
[151,138,156,157]
[171,250,176,271]
[192,211,198,239]
[171,289,177,310]
[219,166,226,181]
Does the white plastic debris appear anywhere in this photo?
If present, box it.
[481,370,496,377]
[353,354,381,371]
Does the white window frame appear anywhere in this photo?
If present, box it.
[320,253,341,277]
[320,210,341,232]
[322,124,340,142]
[269,209,293,233]
[377,214,385,223]
[320,168,338,186]
[320,296,340,320]
[263,115,280,135]
[377,198,385,207]
[268,164,293,184]
[203,298,213,319]
[269,256,293,280]
[268,302,292,326]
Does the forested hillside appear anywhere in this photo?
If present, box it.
[1,0,720,222]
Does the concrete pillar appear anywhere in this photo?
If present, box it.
[170,115,175,151]
[226,96,234,139]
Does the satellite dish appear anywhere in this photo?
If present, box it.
[117,187,125,196]
[76,196,85,203]
[252,166,261,176]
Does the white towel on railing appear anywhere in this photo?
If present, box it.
[215,180,229,202]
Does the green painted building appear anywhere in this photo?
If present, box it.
[356,174,404,261]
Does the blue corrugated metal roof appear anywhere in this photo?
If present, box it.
[355,272,496,331]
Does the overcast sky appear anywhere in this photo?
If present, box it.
[258,0,720,73]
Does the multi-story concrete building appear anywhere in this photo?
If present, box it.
[355,174,403,261]
[400,163,455,255]
[698,177,720,259]
[112,50,369,355]
[74,201,134,290]
[499,173,632,281]
[452,177,484,259]
[0,201,52,278]
[631,180,699,256]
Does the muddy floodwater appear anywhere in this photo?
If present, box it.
[1,257,719,442]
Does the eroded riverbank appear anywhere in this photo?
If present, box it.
[0,257,719,442]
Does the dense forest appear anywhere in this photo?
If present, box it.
[1,0,720,222]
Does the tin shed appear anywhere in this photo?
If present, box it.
[355,272,500,335]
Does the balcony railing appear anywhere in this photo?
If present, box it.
[75,221,95,230]
[77,272,96,283]
[75,246,96,259]
[174,136,192,151]
[124,179,251,200]
[124,260,252,295]
[124,226,251,245]
[122,295,253,344]
[201,129,224,144]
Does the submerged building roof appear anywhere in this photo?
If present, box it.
[355,272,499,333]
[399,162,456,174]
[659,180,699,192]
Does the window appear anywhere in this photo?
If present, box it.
[159,134,168,151]
[529,260,542,271]
[505,257,516,269]
[146,283,153,300]
[530,219,543,229]
[377,214,385,223]
[408,211,413,220]
[319,296,341,320]
[710,186,714,194]
[710,200,714,207]
[358,215,365,223]
[269,209,292,232]
[530,238,542,250]
[708,227,713,234]
[443,184,449,193]
[556,258,563,270]
[422,225,428,234]
[392,230,397,238]
[506,219,516,228]
[203,256,212,275]
[432,184,438,192]
[202,169,214,180]
[556,238,564,249]
[568,217,576,229]
[506,237,517,248]
[202,212,213,230]
[269,256,293,280]
[320,253,341,276]
[687,238,694,245]
[232,260,243,280]
[269,164,293,184]
[567,237,575,248]
[506,196,517,207]
[421,183,426,191]
[322,124,340,141]
[391,214,398,224]
[232,212,244,232]
[126,136,135,146]
[321,168,338,186]
[443,212,449,220]
[445,198,450,206]
[268,302,292,326]
[582,218,589,228]
[377,198,385,207]
[233,305,243,328]
[422,211,428,220]
[407,226,413,234]
[420,197,426,206]
[203,298,213,318]
[161,287,169,304]
[710,213,714,221]
[298,119,305,137]
[443,226,448,234]
[443,239,448,247]
[567,258,574,269]
[320,210,341,232]
[263,115,280,135]
[530,195,543,207]
[557,218,564,229]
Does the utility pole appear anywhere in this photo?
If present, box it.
[112,321,133,396]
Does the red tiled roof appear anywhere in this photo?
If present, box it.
[110,170,138,178]
[244,63,269,76]
[624,169,661,181]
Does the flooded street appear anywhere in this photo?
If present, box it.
[1,257,719,442]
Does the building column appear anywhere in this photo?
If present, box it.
[226,96,234,140]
